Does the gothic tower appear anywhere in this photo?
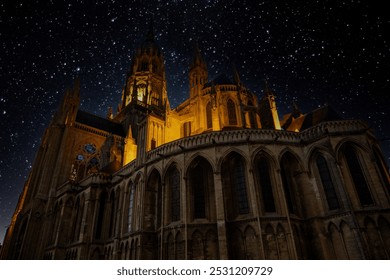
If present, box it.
[119,23,168,114]
[189,42,208,99]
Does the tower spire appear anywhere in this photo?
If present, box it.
[146,18,154,42]
[232,63,241,85]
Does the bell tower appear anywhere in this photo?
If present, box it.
[120,22,168,114]
[189,42,208,98]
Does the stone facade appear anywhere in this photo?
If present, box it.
[1,27,390,260]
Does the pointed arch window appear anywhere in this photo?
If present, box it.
[248,101,257,128]
[169,167,181,222]
[344,145,374,206]
[316,155,340,210]
[222,153,249,216]
[190,164,206,219]
[227,99,237,125]
[257,158,276,212]
[206,101,213,129]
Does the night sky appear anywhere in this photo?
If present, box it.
[0,0,389,243]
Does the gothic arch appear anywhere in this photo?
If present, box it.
[306,146,336,174]
[226,98,238,125]
[185,152,216,174]
[338,142,374,206]
[279,151,305,216]
[144,168,162,230]
[250,147,278,168]
[253,151,278,213]
[221,151,250,219]
[309,151,341,211]
[335,139,371,162]
[164,164,181,224]
[217,147,248,174]
[186,156,216,221]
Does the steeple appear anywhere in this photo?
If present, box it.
[145,18,155,42]
[232,63,241,85]
[258,80,281,130]
[189,41,208,98]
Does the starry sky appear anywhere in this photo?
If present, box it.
[0,0,389,243]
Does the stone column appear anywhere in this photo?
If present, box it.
[213,171,228,259]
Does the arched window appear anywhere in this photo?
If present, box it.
[344,145,374,206]
[227,99,237,125]
[206,101,213,129]
[280,152,302,216]
[280,164,295,214]
[128,183,135,232]
[222,153,249,218]
[188,157,216,222]
[257,157,276,213]
[316,155,340,210]
[168,166,181,222]
[191,164,206,218]
[248,101,257,128]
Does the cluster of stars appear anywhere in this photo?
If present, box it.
[0,0,389,243]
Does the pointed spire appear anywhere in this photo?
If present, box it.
[73,77,80,96]
[263,79,274,97]
[146,17,155,42]
[292,100,302,118]
[232,63,241,85]
[191,40,206,69]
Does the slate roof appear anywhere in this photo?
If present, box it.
[75,110,125,137]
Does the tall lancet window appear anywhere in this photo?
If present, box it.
[227,99,237,125]
[169,167,181,222]
[344,145,374,206]
[316,155,340,210]
[257,158,276,213]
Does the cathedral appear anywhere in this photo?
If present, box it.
[1,26,390,260]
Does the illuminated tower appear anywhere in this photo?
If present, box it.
[119,23,168,114]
